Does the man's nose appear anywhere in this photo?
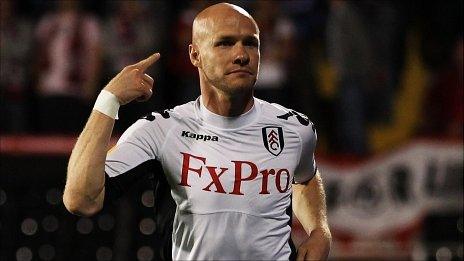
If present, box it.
[233,44,250,66]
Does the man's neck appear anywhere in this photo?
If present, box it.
[200,86,254,117]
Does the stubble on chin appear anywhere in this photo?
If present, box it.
[201,68,256,96]
[220,77,256,95]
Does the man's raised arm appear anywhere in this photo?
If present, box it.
[63,53,160,216]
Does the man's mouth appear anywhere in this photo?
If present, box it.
[227,69,253,75]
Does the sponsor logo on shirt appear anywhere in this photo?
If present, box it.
[181,130,219,141]
[179,152,291,195]
[262,126,284,156]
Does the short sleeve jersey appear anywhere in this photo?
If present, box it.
[105,97,317,260]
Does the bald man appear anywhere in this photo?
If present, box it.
[64,3,331,260]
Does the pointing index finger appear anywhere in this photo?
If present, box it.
[134,53,161,71]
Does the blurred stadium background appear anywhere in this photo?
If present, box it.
[0,0,462,260]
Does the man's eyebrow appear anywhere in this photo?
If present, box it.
[214,35,259,41]
[215,35,237,41]
[243,35,259,43]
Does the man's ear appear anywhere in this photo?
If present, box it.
[189,44,200,68]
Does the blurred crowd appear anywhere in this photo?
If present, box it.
[1,0,462,155]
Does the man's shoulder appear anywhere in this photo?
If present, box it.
[171,100,198,117]
[256,98,315,132]
[140,100,197,122]
[125,100,195,131]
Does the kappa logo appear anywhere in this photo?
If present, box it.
[181,130,219,141]
[262,126,284,156]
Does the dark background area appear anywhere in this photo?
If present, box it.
[1,0,462,260]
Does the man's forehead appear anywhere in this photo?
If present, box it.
[192,3,259,44]
[208,15,259,35]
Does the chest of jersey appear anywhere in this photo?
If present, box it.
[161,121,301,215]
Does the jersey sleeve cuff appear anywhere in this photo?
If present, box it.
[293,166,317,184]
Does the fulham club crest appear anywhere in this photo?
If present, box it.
[262,126,285,156]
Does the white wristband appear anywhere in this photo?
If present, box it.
[93,90,120,119]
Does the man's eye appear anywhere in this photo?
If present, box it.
[216,41,233,47]
[244,40,259,47]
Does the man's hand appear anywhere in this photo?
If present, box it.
[297,228,332,260]
[64,52,160,216]
[104,53,160,105]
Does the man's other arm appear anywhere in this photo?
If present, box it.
[63,53,160,216]
[292,171,332,260]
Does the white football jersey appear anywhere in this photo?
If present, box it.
[105,96,317,260]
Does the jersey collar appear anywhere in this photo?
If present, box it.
[197,96,260,130]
